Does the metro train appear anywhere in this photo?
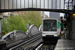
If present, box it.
[42,18,64,44]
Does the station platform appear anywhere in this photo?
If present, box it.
[54,39,75,50]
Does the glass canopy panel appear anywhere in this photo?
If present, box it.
[49,0,52,9]
[45,0,48,9]
[41,0,44,8]
[21,0,24,8]
[1,0,4,9]
[5,0,8,9]
[0,0,74,10]
[57,0,60,9]
[37,0,41,8]
[25,0,28,8]
[29,0,32,8]
[13,0,17,9]
[9,0,12,9]
[16,0,20,9]
[61,0,65,9]
[33,0,37,8]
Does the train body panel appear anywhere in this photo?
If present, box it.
[42,18,61,44]
[42,31,58,37]
[57,20,61,36]
[42,18,61,37]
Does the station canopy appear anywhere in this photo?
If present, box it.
[0,0,74,13]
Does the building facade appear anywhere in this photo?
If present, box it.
[49,12,60,19]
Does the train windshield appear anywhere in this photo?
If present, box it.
[43,20,57,31]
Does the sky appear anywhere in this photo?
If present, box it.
[44,11,64,17]
[44,11,49,17]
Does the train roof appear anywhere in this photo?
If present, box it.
[43,18,57,20]
[43,18,61,23]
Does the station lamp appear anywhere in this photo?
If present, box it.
[72,14,75,18]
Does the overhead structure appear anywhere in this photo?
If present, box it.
[0,0,64,9]
[0,13,3,38]
[0,0,74,13]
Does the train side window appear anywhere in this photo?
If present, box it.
[43,20,57,31]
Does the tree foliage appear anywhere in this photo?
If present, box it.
[2,11,42,36]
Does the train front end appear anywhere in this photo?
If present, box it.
[42,19,59,44]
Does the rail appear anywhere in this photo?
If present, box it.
[8,34,42,50]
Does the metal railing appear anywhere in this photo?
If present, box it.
[2,30,26,41]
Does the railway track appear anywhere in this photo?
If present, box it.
[35,42,56,50]
[6,33,57,50]
[8,34,42,50]
[5,33,41,49]
[23,39,42,50]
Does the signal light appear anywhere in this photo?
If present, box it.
[60,17,63,23]
[61,17,63,20]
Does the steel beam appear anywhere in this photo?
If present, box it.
[0,18,2,38]
[0,0,1,9]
